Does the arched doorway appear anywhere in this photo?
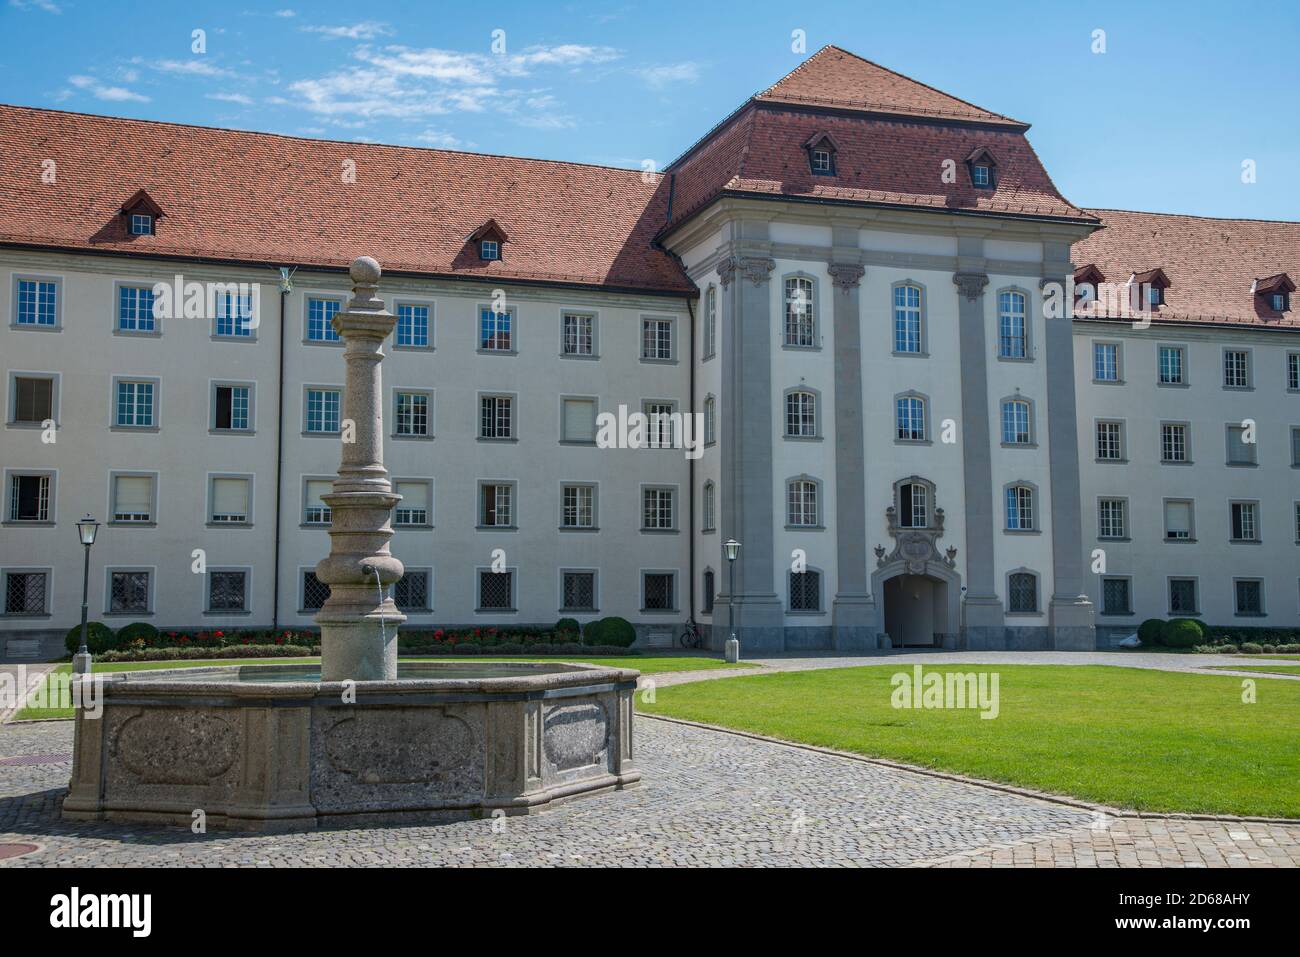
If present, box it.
[882,572,949,647]
[873,477,962,647]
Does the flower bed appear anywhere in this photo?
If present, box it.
[97,644,319,662]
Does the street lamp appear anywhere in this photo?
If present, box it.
[73,514,100,674]
[723,538,741,663]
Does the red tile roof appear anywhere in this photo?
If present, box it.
[0,104,695,295]
[1074,209,1300,329]
[755,46,1028,126]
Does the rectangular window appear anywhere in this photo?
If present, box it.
[210,477,250,524]
[703,570,715,614]
[305,388,340,433]
[1230,502,1258,542]
[790,570,821,611]
[1224,350,1250,388]
[478,569,513,609]
[11,376,53,424]
[115,380,154,427]
[787,480,818,527]
[1001,400,1030,445]
[8,474,50,522]
[1169,578,1198,615]
[214,385,250,431]
[1234,579,1263,617]
[783,278,815,347]
[481,483,514,527]
[643,572,674,611]
[3,570,47,615]
[394,480,430,526]
[998,291,1027,358]
[1098,498,1126,539]
[1226,425,1256,465]
[1101,578,1132,616]
[117,285,156,333]
[642,487,675,530]
[561,398,596,443]
[214,291,254,337]
[396,303,430,348]
[1007,572,1037,613]
[811,149,832,173]
[207,570,247,612]
[703,288,717,359]
[302,571,329,610]
[561,484,594,529]
[785,391,816,437]
[900,482,928,529]
[1005,486,1034,530]
[1093,343,1119,381]
[395,392,429,437]
[562,313,594,356]
[111,474,153,523]
[896,396,926,441]
[1291,427,1300,467]
[641,317,673,360]
[1158,345,1184,384]
[15,278,57,326]
[1096,421,1123,460]
[481,239,499,261]
[394,570,430,612]
[480,306,513,351]
[894,285,922,353]
[109,570,150,613]
[304,480,332,525]
[129,213,153,235]
[1289,353,1300,391]
[307,297,341,342]
[1164,500,1193,541]
[971,164,991,187]
[702,482,716,531]
[643,401,677,448]
[480,395,513,439]
[1161,424,1188,462]
[704,397,716,445]
[562,571,595,612]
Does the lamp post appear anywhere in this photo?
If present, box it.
[73,514,100,674]
[723,538,741,663]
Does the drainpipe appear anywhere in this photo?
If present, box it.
[686,296,696,629]
[270,267,293,632]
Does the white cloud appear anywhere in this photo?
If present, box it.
[414,129,474,149]
[151,58,234,78]
[207,92,255,106]
[9,0,62,13]
[274,8,296,16]
[301,21,392,40]
[68,75,150,102]
[637,62,700,88]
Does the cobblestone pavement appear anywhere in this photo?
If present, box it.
[1,717,1296,867]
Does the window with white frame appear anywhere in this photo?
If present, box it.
[893,284,922,353]
[214,385,251,431]
[480,483,514,527]
[115,379,155,427]
[1224,350,1250,388]
[1001,399,1031,445]
[207,570,247,612]
[15,279,57,326]
[394,570,430,612]
[479,306,513,351]
[702,480,715,531]
[480,395,513,439]
[395,392,429,437]
[562,571,595,611]
[561,484,594,529]
[109,570,150,613]
[396,303,430,348]
[1161,423,1189,462]
[561,398,596,443]
[1289,353,1300,391]
[783,277,815,347]
[785,390,816,437]
[810,149,833,174]
[642,487,675,530]
[971,164,992,187]
[210,476,250,524]
[786,479,818,527]
[643,401,676,448]
[1101,578,1132,616]
[1095,420,1123,460]
[641,317,672,360]
[789,570,821,611]
[117,285,156,333]
[1093,342,1119,381]
[1158,345,1184,384]
[703,286,717,358]
[480,239,499,261]
[303,480,332,525]
[1007,572,1038,613]
[704,395,716,445]
[394,481,430,526]
[8,474,50,522]
[305,388,340,433]
[1168,578,1197,615]
[1292,427,1300,467]
[998,290,1027,358]
[215,291,254,337]
[1098,498,1126,539]
[1164,500,1193,541]
[306,297,341,342]
[3,570,47,615]
[562,312,594,356]
[897,481,929,529]
[1230,501,1258,542]
[1005,485,1034,531]
[129,212,154,236]
[110,474,154,523]
[895,395,926,441]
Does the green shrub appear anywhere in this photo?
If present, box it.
[64,621,116,656]
[1240,642,1264,655]
[596,616,636,648]
[581,619,605,645]
[1261,644,1278,655]
[1278,643,1300,654]
[96,644,316,662]
[115,621,159,648]
[1162,618,1203,649]
[555,618,581,636]
[1137,619,1165,647]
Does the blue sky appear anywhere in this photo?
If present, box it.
[4,0,1298,219]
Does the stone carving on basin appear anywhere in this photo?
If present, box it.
[113,709,240,785]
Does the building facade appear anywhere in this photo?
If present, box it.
[2,46,1297,655]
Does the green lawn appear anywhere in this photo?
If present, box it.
[1209,664,1300,676]
[639,664,1300,818]
[11,655,746,721]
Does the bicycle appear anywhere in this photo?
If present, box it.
[679,619,703,649]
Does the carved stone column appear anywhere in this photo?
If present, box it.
[315,257,405,681]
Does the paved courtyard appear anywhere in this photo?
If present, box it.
[2,713,1297,867]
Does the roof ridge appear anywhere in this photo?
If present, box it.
[1085,206,1300,227]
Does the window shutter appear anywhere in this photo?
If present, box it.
[212,478,248,517]
[215,387,233,429]
[563,399,595,441]
[307,480,332,508]
[114,476,152,516]
[1165,501,1190,535]
[395,481,428,510]
[16,378,52,422]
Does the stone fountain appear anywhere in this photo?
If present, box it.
[63,258,640,831]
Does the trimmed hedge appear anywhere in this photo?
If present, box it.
[407,642,635,657]
[115,621,159,647]
[64,621,116,656]
[1137,619,1165,647]
[96,644,318,663]
[554,618,581,637]
[1162,618,1204,649]
[583,616,635,648]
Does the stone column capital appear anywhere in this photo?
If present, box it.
[952,272,989,302]
[719,255,776,289]
[828,263,865,292]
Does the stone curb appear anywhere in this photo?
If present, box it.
[638,712,1300,826]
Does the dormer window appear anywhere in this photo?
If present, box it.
[1254,274,1295,313]
[1274,293,1290,312]
[1132,268,1171,311]
[480,239,499,261]
[119,188,164,238]
[467,218,509,264]
[965,147,998,189]
[803,131,839,176]
[1148,286,1162,307]
[1074,264,1105,306]
[129,213,154,236]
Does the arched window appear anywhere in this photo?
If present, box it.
[785,390,816,437]
[703,569,716,614]
[783,276,815,347]
[893,284,922,353]
[895,394,926,441]
[786,478,819,527]
[1001,398,1031,445]
[998,290,1027,358]
[1007,571,1039,613]
[897,480,930,528]
[702,480,716,531]
[789,569,822,611]
[1006,484,1035,530]
[704,395,716,445]
[704,285,717,358]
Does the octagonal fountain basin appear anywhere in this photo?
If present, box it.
[64,660,641,832]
